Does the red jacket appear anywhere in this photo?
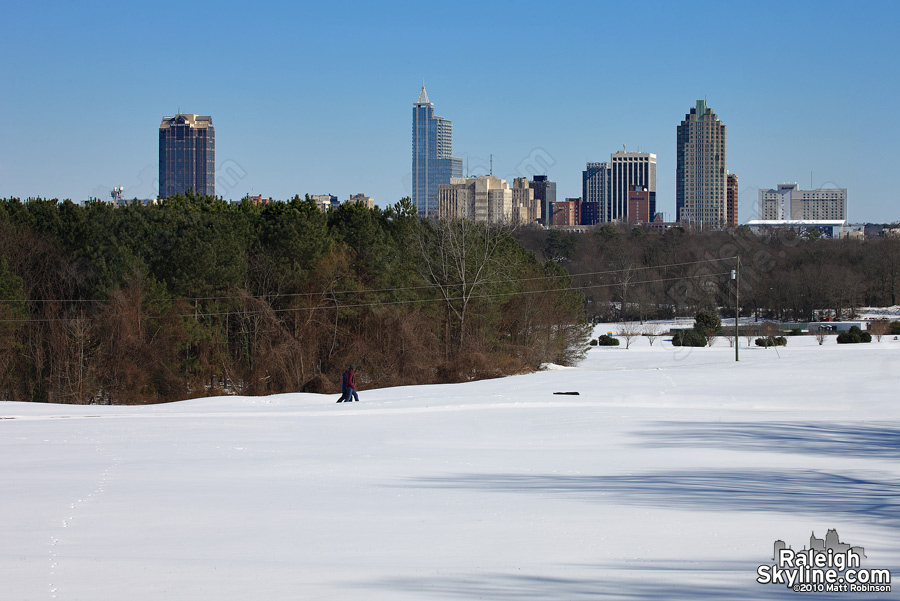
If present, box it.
[343,370,356,390]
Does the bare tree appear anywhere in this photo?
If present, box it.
[810,324,829,346]
[418,219,512,357]
[744,322,760,348]
[870,318,890,342]
[643,323,662,347]
[723,330,735,348]
[617,321,642,349]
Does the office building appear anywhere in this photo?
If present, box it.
[348,193,375,209]
[611,151,656,223]
[511,177,540,225]
[159,114,215,198]
[582,162,610,225]
[311,194,339,212]
[758,184,846,221]
[529,175,557,225]
[676,100,727,227]
[438,175,513,225]
[628,185,656,224]
[551,198,582,226]
[412,84,462,217]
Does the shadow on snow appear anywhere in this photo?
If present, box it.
[406,469,900,529]
[357,562,885,601]
[638,421,900,460]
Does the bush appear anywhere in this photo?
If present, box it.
[889,321,900,336]
[837,326,871,344]
[755,336,787,347]
[693,310,722,337]
[672,329,707,347]
[596,334,620,346]
[589,339,599,346]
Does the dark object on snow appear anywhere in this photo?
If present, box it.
[553,391,580,395]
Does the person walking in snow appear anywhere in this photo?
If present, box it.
[337,364,359,403]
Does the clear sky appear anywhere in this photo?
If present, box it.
[1,0,898,223]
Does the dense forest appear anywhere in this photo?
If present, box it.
[0,195,588,404]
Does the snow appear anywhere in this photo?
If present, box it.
[2,329,899,600]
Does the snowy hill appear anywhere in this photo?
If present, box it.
[2,333,898,600]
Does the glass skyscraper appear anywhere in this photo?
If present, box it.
[412,85,462,217]
[159,114,215,199]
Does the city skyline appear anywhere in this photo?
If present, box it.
[1,1,898,223]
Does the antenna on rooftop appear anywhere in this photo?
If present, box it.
[490,154,493,176]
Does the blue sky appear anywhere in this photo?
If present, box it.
[1,0,898,223]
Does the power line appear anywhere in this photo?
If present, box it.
[0,255,738,307]
[0,269,735,323]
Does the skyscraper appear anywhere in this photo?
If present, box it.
[529,175,557,225]
[727,173,739,227]
[582,162,610,225]
[610,151,656,223]
[676,100,727,227]
[159,114,215,199]
[412,84,462,217]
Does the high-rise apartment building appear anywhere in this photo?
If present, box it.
[676,100,727,227]
[611,151,656,223]
[412,84,462,217]
[582,162,610,225]
[727,173,739,227]
[758,184,846,221]
[529,175,557,225]
[159,114,215,198]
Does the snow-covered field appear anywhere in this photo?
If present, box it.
[2,330,898,600]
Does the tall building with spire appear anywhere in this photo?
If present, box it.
[412,84,462,217]
[676,100,727,227]
[159,114,215,198]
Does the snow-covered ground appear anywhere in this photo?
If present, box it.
[2,330,898,600]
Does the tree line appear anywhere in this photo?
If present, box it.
[0,194,589,404]
[514,224,900,323]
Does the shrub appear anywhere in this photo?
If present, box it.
[672,329,707,347]
[755,336,787,347]
[693,310,722,337]
[596,334,620,346]
[589,339,599,346]
[889,321,900,336]
[837,326,871,344]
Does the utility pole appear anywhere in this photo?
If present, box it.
[733,255,740,362]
